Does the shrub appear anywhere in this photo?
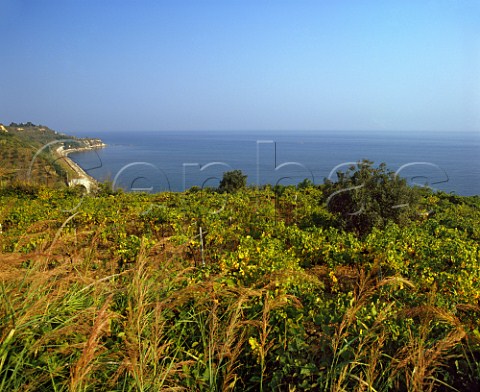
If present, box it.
[323,160,420,236]
[218,170,247,193]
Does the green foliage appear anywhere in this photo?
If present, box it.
[218,170,247,193]
[0,177,479,391]
[324,160,421,236]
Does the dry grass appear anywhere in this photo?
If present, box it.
[392,306,466,392]
[1,239,473,391]
[1,190,478,391]
[70,295,114,391]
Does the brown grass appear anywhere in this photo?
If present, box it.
[70,295,114,391]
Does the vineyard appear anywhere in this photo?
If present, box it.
[0,176,479,390]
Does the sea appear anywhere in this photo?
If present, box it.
[69,130,480,196]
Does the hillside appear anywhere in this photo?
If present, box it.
[0,177,479,390]
[0,122,103,188]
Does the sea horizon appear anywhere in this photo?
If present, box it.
[69,130,480,196]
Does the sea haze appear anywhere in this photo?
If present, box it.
[69,130,480,196]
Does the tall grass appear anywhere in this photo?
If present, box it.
[1,188,479,391]
[318,267,469,392]
[0,251,474,391]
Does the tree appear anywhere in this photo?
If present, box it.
[218,170,247,193]
[323,160,420,236]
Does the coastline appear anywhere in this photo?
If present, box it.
[55,141,106,191]
[47,131,480,196]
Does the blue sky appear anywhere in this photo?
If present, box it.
[1,0,479,133]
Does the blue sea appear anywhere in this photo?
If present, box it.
[69,130,480,196]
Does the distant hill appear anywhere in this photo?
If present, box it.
[0,122,102,187]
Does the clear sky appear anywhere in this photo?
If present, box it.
[1,0,479,133]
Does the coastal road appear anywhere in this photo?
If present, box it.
[56,145,98,192]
